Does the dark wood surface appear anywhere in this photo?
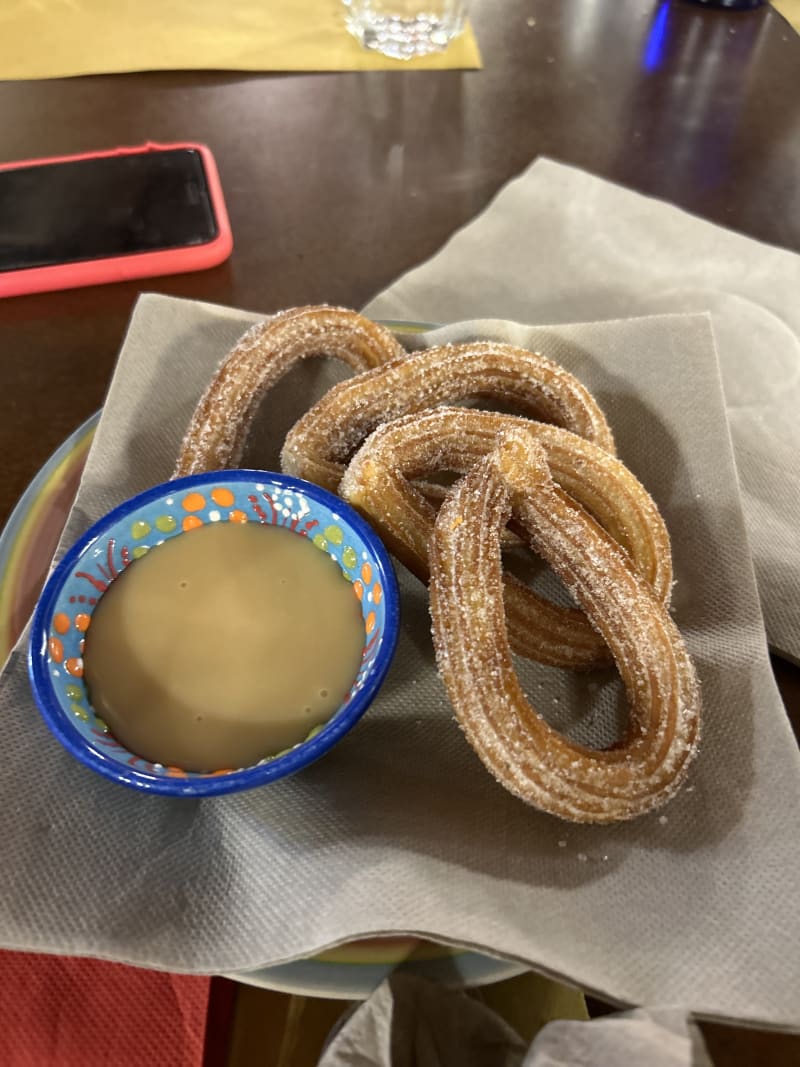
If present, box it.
[1,1,798,1062]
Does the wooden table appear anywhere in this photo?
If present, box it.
[1,1,798,1062]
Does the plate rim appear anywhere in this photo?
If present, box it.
[0,413,98,657]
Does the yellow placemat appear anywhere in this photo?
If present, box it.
[0,0,481,80]
[772,0,800,32]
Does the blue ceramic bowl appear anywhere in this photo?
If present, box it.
[29,471,400,797]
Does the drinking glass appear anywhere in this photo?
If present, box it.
[343,0,468,60]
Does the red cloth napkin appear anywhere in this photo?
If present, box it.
[0,951,212,1066]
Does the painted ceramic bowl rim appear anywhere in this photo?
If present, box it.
[28,470,401,798]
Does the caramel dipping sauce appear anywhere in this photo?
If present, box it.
[82,523,365,772]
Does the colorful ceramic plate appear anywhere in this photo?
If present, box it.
[229,941,527,999]
[0,414,96,657]
[0,322,527,996]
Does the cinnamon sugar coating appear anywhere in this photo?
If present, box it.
[174,306,405,477]
[340,408,671,669]
[281,341,615,493]
[428,430,700,823]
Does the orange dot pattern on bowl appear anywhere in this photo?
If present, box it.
[181,492,206,513]
[46,480,390,783]
[211,488,235,508]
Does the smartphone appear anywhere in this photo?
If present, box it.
[0,142,233,298]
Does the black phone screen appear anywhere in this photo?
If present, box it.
[0,148,219,273]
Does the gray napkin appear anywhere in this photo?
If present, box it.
[1,295,798,1032]
[318,974,527,1067]
[363,157,800,663]
[317,975,712,1067]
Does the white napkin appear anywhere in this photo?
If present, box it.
[363,157,800,663]
[0,297,798,1031]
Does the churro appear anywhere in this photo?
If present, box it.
[282,341,615,494]
[174,306,405,477]
[428,429,700,822]
[340,408,671,669]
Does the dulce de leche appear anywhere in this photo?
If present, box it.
[82,522,365,772]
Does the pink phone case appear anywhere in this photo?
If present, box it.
[0,141,233,299]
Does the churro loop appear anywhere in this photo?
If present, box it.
[340,408,671,669]
[428,429,700,823]
[281,341,615,493]
[174,306,406,477]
